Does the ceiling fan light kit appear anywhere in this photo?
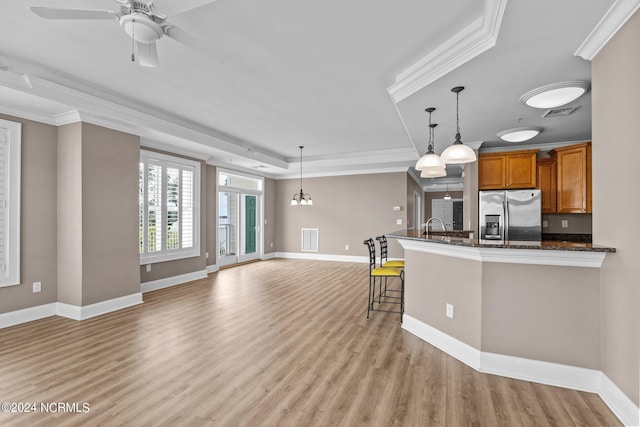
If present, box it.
[30,1,229,68]
[120,13,164,44]
[520,81,590,109]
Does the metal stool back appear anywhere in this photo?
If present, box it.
[363,238,404,323]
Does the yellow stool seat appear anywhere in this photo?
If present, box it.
[372,266,402,277]
[382,260,405,268]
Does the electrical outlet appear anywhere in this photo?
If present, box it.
[205,252,209,259]
[446,303,454,319]
[543,220,548,228]
[561,220,569,228]
[396,219,403,225]
[270,242,274,248]
[345,244,349,251]
[146,264,151,272]
[33,281,41,293]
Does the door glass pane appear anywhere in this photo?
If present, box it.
[218,192,238,257]
[244,195,257,254]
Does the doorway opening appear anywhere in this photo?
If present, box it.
[218,170,263,268]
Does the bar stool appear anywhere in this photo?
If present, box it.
[363,238,404,323]
[376,235,405,268]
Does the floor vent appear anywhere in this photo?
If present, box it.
[301,228,319,252]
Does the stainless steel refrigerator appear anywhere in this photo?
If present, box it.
[479,189,541,241]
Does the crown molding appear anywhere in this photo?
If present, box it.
[0,103,59,125]
[479,139,590,154]
[575,0,640,61]
[387,0,508,103]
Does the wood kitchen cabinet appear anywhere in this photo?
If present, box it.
[536,158,557,213]
[478,149,537,190]
[549,142,592,213]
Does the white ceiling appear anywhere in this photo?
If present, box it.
[0,0,628,181]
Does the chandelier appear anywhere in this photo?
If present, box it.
[291,146,313,206]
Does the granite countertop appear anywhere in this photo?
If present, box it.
[387,229,616,253]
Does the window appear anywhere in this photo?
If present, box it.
[0,119,21,287]
[139,150,200,263]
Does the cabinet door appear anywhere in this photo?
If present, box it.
[537,158,556,213]
[506,152,537,189]
[478,154,506,189]
[556,145,588,213]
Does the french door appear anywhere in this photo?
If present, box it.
[217,170,262,267]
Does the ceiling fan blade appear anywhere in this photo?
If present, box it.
[151,0,217,17]
[136,42,159,68]
[30,7,119,20]
[164,25,231,63]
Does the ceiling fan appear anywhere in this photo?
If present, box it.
[30,0,231,67]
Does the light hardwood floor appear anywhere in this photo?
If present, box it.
[0,259,621,426]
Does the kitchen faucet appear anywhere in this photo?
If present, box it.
[425,217,447,232]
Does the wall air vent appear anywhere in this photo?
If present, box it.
[542,106,579,118]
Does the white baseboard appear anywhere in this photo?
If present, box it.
[276,252,368,263]
[402,314,481,370]
[599,373,640,427]
[140,269,208,293]
[206,264,219,274]
[57,293,143,321]
[402,314,639,427]
[0,293,143,328]
[261,252,277,260]
[0,303,57,329]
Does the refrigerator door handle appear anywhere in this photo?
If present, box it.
[504,199,509,241]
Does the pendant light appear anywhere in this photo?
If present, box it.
[290,146,313,206]
[415,107,445,172]
[440,86,477,164]
[444,184,452,200]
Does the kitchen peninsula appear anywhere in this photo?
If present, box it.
[387,229,615,391]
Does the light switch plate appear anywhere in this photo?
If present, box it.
[561,220,569,228]
[396,219,402,225]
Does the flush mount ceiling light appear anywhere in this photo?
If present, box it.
[497,126,543,143]
[416,107,446,173]
[440,86,477,164]
[520,81,590,109]
[291,146,312,206]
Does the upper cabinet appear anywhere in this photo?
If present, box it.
[536,158,557,214]
[478,149,537,190]
[549,142,592,213]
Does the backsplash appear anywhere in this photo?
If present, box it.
[542,213,592,234]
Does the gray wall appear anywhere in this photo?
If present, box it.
[275,172,407,258]
[592,9,640,405]
[205,165,217,267]
[264,178,277,255]
[404,249,601,369]
[80,123,140,305]
[57,123,83,306]
[0,114,58,313]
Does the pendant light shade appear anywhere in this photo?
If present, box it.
[420,167,446,178]
[291,146,312,206]
[444,184,452,200]
[415,107,446,172]
[441,86,477,164]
